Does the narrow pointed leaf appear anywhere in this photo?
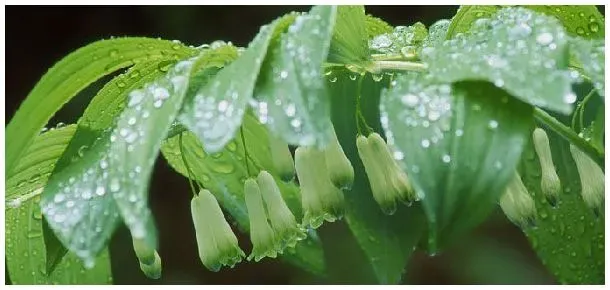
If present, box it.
[253,5,337,148]
[6,37,196,176]
[6,125,113,284]
[178,14,292,153]
[39,52,204,264]
[381,75,534,252]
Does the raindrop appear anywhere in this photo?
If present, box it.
[576,27,586,35]
[535,32,554,46]
[328,76,337,83]
[488,120,498,129]
[421,139,430,148]
[563,92,577,104]
[372,74,383,82]
[442,154,451,163]
[588,22,599,33]
[95,186,106,196]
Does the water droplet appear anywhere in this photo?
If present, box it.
[563,92,577,104]
[488,120,498,129]
[421,139,430,148]
[442,154,451,163]
[109,49,119,58]
[576,26,586,35]
[588,22,599,33]
[328,76,337,83]
[349,74,357,81]
[372,74,383,82]
[95,186,106,196]
[109,178,120,192]
[536,32,554,46]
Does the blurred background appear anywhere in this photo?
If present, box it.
[6,6,566,284]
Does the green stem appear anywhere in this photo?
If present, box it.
[240,127,252,177]
[368,60,428,73]
[179,133,199,197]
[534,108,604,168]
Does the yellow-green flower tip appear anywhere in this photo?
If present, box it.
[532,128,561,206]
[499,171,537,228]
[191,189,245,272]
[268,133,296,182]
[132,237,156,265]
[324,126,354,190]
[257,171,307,248]
[139,251,162,279]
[295,146,345,228]
[357,133,416,215]
[570,144,604,215]
[244,178,282,261]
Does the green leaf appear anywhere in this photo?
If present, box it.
[421,19,451,49]
[327,70,426,284]
[39,51,205,265]
[423,7,575,114]
[445,5,500,39]
[380,76,534,252]
[6,125,113,285]
[570,38,605,98]
[6,37,196,176]
[365,14,393,39]
[160,114,326,275]
[253,5,337,148]
[177,12,294,153]
[524,5,604,39]
[518,127,604,284]
[369,22,428,55]
[328,5,370,65]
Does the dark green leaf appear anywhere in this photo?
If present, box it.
[518,127,604,284]
[423,7,575,114]
[6,37,196,176]
[253,5,337,147]
[327,70,426,284]
[6,125,113,284]
[380,76,534,252]
[160,114,326,275]
[328,5,370,64]
[524,5,604,39]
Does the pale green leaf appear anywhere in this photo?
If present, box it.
[369,22,427,55]
[380,75,534,252]
[524,5,604,39]
[423,7,575,114]
[177,13,291,153]
[327,70,426,284]
[445,5,499,39]
[253,5,337,147]
[328,5,370,64]
[570,38,605,98]
[365,14,393,39]
[6,37,196,176]
[6,125,113,285]
[39,52,204,265]
[160,114,326,275]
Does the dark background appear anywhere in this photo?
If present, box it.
[6,6,560,284]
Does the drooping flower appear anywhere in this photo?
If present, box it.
[324,125,354,190]
[357,133,416,215]
[295,146,345,228]
[132,237,157,266]
[268,133,295,182]
[532,128,561,206]
[190,189,245,272]
[257,170,306,248]
[499,171,537,228]
[138,251,162,279]
[244,178,281,261]
[570,144,604,216]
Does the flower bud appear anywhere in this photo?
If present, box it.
[295,146,345,228]
[569,144,604,215]
[257,171,306,248]
[268,133,295,182]
[244,178,281,261]
[324,126,355,190]
[132,237,156,266]
[499,171,537,228]
[532,128,561,206]
[138,251,162,279]
[191,189,245,272]
[357,133,416,215]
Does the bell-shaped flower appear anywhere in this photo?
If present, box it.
[244,178,281,261]
[132,237,156,266]
[138,250,162,279]
[295,146,345,228]
[324,125,355,190]
[257,170,306,248]
[190,189,245,272]
[499,171,537,228]
[357,133,416,215]
[268,133,295,182]
[570,144,604,216]
[532,128,561,206]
